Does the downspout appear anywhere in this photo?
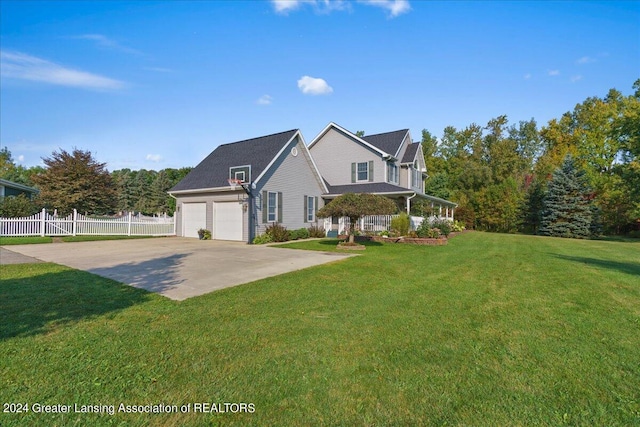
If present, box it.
[240,183,254,244]
[169,193,178,236]
[406,192,416,215]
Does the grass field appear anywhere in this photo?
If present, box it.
[1,233,638,426]
[0,235,155,245]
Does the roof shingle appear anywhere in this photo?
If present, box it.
[170,129,298,192]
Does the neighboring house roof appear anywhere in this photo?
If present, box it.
[0,179,38,194]
[170,129,299,193]
[362,129,409,159]
[401,143,420,163]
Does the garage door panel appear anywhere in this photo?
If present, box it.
[182,203,206,238]
[214,202,243,241]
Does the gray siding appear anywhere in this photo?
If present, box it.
[174,190,248,240]
[255,136,325,235]
[310,128,386,186]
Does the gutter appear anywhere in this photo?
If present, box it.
[406,192,416,214]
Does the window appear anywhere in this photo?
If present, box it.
[267,191,277,222]
[357,162,369,181]
[307,196,315,222]
[412,168,422,189]
[387,162,398,184]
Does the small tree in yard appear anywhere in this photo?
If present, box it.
[539,155,599,238]
[317,193,397,244]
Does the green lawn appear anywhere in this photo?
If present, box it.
[1,233,638,426]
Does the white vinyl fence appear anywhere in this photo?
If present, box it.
[1,209,175,237]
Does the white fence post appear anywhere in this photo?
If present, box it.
[72,209,77,236]
[127,212,132,236]
[40,208,46,237]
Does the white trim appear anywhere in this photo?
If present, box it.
[267,191,278,222]
[356,161,369,182]
[306,195,315,222]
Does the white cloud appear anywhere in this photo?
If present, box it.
[272,0,408,16]
[570,75,583,83]
[359,0,411,17]
[272,0,306,13]
[576,56,595,65]
[548,69,560,76]
[257,94,273,105]
[146,154,162,162]
[297,75,333,95]
[0,50,126,90]
[73,34,141,55]
[17,155,25,163]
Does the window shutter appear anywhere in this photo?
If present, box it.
[262,191,267,223]
[277,192,283,223]
[303,195,308,223]
[351,163,356,183]
[368,161,374,182]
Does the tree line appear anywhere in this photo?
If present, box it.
[2,79,638,235]
[418,79,639,236]
[0,147,191,217]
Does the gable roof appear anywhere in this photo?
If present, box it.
[170,129,299,192]
[401,142,420,163]
[362,129,409,158]
[308,122,393,158]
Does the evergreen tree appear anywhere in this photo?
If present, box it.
[539,155,596,238]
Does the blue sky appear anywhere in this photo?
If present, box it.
[1,0,638,170]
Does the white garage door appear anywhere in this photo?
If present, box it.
[182,202,207,238]
[214,201,243,241]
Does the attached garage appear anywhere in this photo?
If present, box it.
[213,201,243,241]
[182,202,207,238]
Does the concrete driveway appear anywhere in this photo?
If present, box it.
[1,238,353,300]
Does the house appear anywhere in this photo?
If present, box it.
[0,179,38,199]
[169,129,327,242]
[308,122,457,219]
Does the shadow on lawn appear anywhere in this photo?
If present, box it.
[0,266,152,340]
[553,254,640,277]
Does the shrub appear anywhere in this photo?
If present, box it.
[416,219,431,238]
[265,223,290,242]
[451,220,466,232]
[391,212,410,236]
[296,228,310,239]
[416,219,444,239]
[0,194,39,218]
[432,218,452,237]
[307,225,326,238]
[197,228,211,240]
[252,233,273,244]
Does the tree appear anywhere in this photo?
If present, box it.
[539,155,598,239]
[317,193,396,243]
[0,194,39,217]
[32,148,116,215]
